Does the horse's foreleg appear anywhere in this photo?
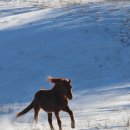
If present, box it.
[48,113,54,130]
[54,112,62,130]
[63,106,75,128]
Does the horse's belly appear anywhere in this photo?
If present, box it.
[41,104,60,112]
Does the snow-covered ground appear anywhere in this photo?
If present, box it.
[0,0,130,129]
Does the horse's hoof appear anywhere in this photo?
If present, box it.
[71,123,75,128]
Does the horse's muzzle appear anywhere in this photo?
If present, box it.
[68,95,73,100]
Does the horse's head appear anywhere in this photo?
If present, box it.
[48,76,73,100]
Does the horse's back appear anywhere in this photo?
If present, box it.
[35,89,53,100]
[34,89,56,111]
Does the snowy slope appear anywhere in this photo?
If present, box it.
[0,1,130,103]
[0,0,130,130]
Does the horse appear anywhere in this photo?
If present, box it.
[16,76,75,130]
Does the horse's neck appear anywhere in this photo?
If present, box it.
[52,85,60,94]
[52,85,65,98]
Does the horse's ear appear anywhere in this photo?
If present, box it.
[68,79,71,84]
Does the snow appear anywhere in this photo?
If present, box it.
[0,0,130,129]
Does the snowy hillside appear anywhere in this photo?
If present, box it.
[0,0,130,129]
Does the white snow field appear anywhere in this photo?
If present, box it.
[0,0,130,129]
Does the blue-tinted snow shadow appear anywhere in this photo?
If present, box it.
[0,1,130,103]
[25,3,130,30]
[98,104,130,112]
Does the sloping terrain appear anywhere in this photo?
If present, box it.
[0,0,130,129]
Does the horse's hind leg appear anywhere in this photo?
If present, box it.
[55,112,62,130]
[63,106,75,128]
[34,103,40,123]
[48,113,54,130]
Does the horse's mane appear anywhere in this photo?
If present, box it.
[48,76,65,84]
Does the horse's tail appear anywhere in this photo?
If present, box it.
[16,101,34,117]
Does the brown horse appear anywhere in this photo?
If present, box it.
[16,76,75,130]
